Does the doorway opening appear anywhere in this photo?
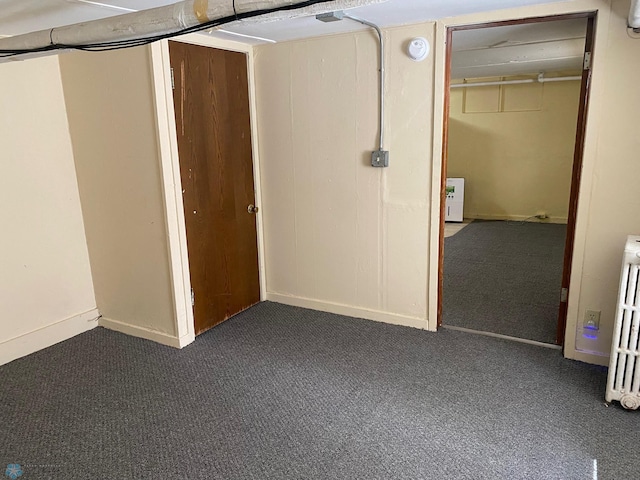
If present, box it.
[438,13,596,347]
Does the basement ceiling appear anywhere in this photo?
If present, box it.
[0,0,583,78]
[451,18,588,79]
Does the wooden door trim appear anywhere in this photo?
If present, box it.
[435,12,597,345]
[437,26,453,328]
[149,34,266,343]
[556,15,595,347]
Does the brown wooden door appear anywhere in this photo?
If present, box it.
[169,41,260,335]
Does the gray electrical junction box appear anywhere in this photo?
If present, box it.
[371,150,389,167]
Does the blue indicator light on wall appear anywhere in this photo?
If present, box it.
[583,324,599,339]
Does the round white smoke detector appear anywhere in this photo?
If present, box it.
[407,37,430,61]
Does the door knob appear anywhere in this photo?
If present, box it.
[247,204,259,214]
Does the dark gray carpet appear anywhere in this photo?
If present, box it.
[1,302,637,479]
[444,220,567,344]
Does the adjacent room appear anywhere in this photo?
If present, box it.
[2,0,640,478]
[442,18,587,346]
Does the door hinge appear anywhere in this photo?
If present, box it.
[560,287,568,303]
[170,67,175,90]
[583,52,592,70]
[191,288,195,306]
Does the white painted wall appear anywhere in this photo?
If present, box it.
[255,24,434,328]
[0,55,98,365]
[448,78,581,223]
[256,0,640,365]
[3,0,629,367]
[59,46,179,345]
[431,0,640,365]
[568,0,640,361]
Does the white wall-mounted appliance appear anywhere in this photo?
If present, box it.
[445,178,465,222]
[606,235,640,409]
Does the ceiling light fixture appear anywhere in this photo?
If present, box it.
[70,0,138,13]
[215,29,276,43]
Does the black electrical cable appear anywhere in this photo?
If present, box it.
[0,0,334,57]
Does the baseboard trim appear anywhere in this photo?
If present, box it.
[266,293,430,330]
[468,214,568,224]
[99,317,194,348]
[0,308,100,366]
[564,348,609,367]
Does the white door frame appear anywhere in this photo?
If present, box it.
[149,34,267,347]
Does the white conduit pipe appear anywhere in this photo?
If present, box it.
[450,75,582,89]
[630,0,640,29]
[539,75,582,83]
[0,0,381,53]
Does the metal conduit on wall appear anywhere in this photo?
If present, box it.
[316,10,388,167]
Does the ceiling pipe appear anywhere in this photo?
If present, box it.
[0,0,383,55]
[450,74,582,89]
[538,74,582,83]
[630,0,640,30]
[451,78,534,89]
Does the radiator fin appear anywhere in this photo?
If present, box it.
[607,236,640,409]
